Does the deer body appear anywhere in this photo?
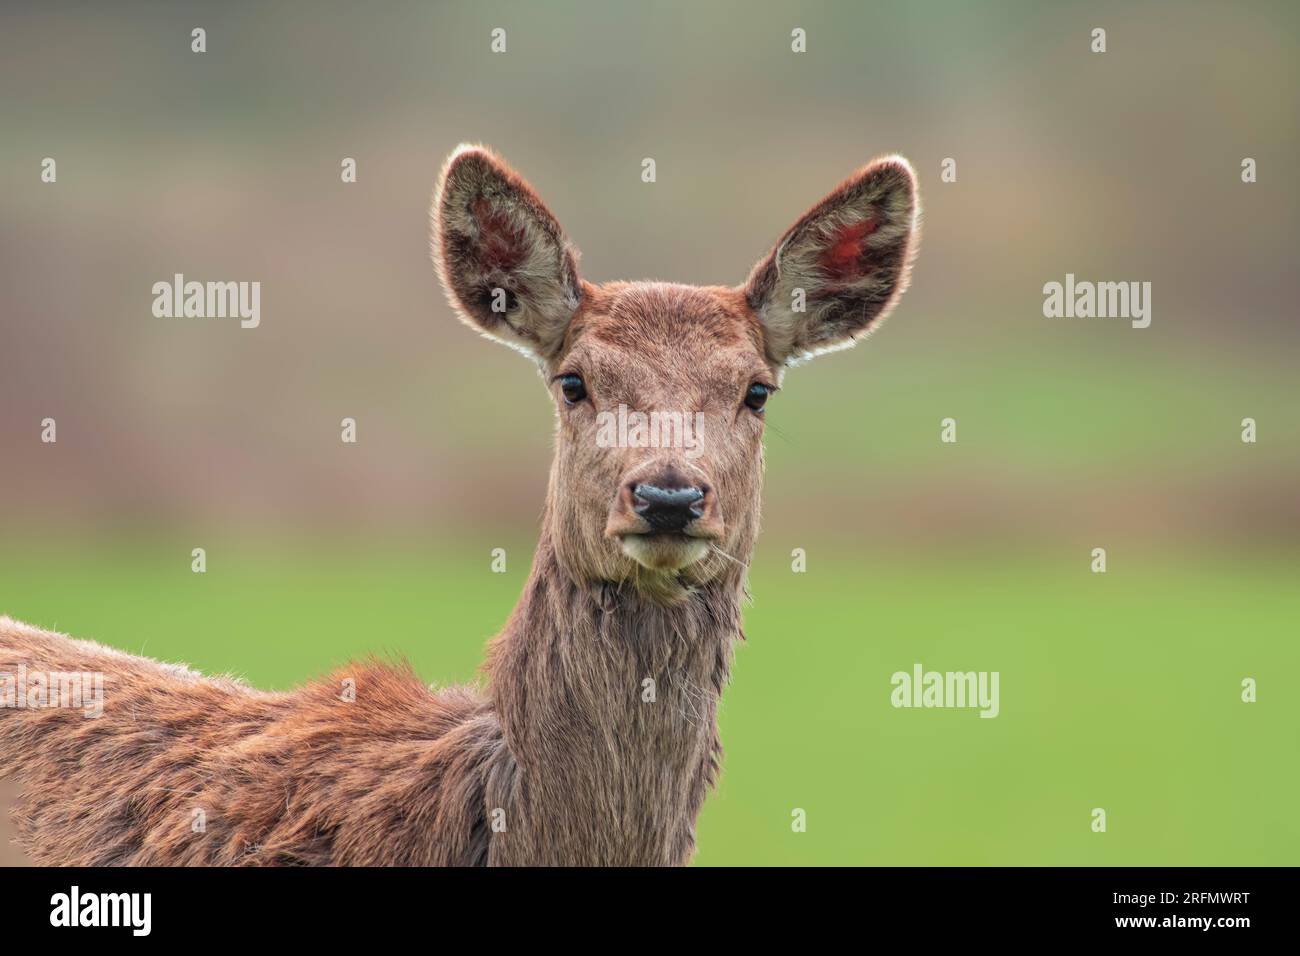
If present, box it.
[1,146,918,865]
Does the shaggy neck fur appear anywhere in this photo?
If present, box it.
[483,507,744,866]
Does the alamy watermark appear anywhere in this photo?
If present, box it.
[891,663,999,718]
[1042,273,1151,329]
[0,664,104,718]
[595,404,706,459]
[152,273,260,328]
[50,886,150,936]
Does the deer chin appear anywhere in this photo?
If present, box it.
[618,532,711,572]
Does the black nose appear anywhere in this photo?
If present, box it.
[632,484,706,533]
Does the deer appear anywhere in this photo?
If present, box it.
[0,144,919,866]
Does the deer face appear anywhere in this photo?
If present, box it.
[433,145,918,600]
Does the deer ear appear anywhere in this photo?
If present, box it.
[743,156,919,365]
[432,145,582,360]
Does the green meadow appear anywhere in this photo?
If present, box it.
[3,541,1294,866]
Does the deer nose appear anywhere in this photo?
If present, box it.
[632,483,706,533]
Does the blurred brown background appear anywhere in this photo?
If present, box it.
[2,1,1296,547]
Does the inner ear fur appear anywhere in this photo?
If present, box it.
[744,156,919,365]
[432,144,582,360]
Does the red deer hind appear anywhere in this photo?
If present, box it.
[0,145,919,866]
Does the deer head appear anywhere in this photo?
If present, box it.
[433,145,919,603]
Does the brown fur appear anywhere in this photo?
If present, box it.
[1,145,918,866]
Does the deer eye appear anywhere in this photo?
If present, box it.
[744,383,771,413]
[558,373,587,405]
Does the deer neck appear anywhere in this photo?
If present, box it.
[484,514,745,865]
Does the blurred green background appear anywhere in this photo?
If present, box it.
[1,1,1297,865]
